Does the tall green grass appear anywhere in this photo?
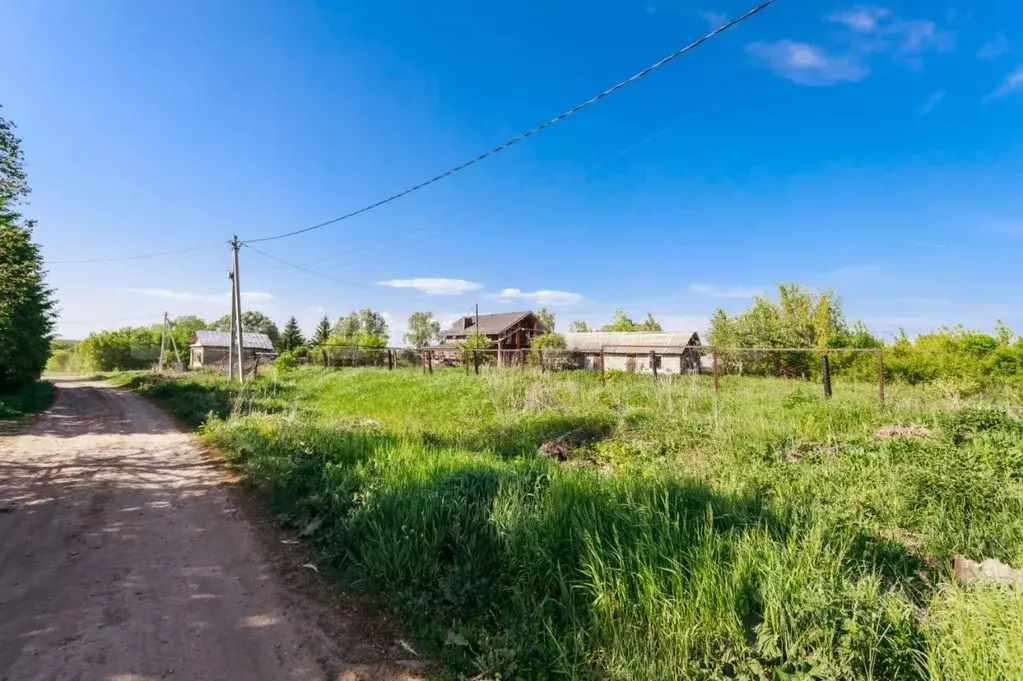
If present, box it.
[121,367,1023,679]
[0,380,55,420]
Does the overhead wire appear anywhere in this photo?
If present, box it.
[293,66,755,272]
[241,243,475,313]
[48,242,222,265]
[243,0,776,245]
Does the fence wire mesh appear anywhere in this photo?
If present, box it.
[283,344,885,402]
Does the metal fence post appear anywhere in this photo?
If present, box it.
[822,353,832,398]
[650,350,658,380]
[877,348,885,405]
[428,349,434,374]
[387,348,394,370]
[712,348,720,392]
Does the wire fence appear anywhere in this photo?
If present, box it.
[268,343,889,402]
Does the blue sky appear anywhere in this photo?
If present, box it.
[3,0,1022,343]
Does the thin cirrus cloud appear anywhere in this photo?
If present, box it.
[688,283,762,299]
[745,41,867,86]
[698,10,727,27]
[825,6,955,55]
[977,34,1013,60]
[748,7,951,87]
[493,288,584,305]
[918,90,946,115]
[985,67,1023,103]
[377,278,482,295]
[124,288,273,304]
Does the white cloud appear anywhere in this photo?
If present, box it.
[746,41,868,85]
[377,278,482,295]
[977,34,1013,60]
[918,90,945,115]
[986,67,1023,102]
[492,288,584,306]
[826,7,955,55]
[124,288,273,304]
[698,10,727,27]
[688,284,762,299]
[827,6,891,32]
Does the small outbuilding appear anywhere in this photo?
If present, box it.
[189,330,275,369]
[563,331,702,375]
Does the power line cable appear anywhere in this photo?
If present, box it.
[49,243,221,265]
[243,0,776,245]
[241,243,474,313]
[296,68,752,272]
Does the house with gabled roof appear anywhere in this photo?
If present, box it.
[439,311,549,352]
[189,330,275,369]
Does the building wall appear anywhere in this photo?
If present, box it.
[582,352,695,375]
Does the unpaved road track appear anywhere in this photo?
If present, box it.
[0,379,421,681]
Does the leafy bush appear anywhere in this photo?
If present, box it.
[275,351,297,372]
[0,380,55,419]
[78,327,162,371]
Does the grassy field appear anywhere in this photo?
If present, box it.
[110,367,1023,679]
[0,380,55,421]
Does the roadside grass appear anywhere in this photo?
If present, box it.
[116,367,1023,679]
[0,380,56,420]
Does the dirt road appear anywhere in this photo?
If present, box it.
[0,379,421,681]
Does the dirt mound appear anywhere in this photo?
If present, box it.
[538,426,609,461]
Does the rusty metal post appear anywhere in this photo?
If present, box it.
[877,348,885,405]
[428,349,433,375]
[822,353,832,398]
[712,348,720,392]
[600,347,606,385]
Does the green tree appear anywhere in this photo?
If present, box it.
[0,111,56,392]
[279,316,304,352]
[331,309,389,346]
[568,320,589,333]
[537,308,555,332]
[638,313,663,332]
[457,331,492,364]
[600,309,636,332]
[358,308,389,343]
[312,315,331,347]
[599,309,661,332]
[212,310,280,347]
[405,311,441,348]
[332,311,361,343]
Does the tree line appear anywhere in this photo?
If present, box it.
[0,109,56,394]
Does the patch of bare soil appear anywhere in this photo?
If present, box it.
[874,425,934,440]
[0,379,428,680]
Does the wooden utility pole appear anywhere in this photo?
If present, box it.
[166,315,184,370]
[228,270,236,381]
[231,236,245,383]
[473,303,480,375]
[159,312,167,371]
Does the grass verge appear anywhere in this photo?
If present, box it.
[115,367,1023,679]
[0,380,56,420]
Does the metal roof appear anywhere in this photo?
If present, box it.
[191,330,275,351]
[563,331,701,354]
[442,311,546,337]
